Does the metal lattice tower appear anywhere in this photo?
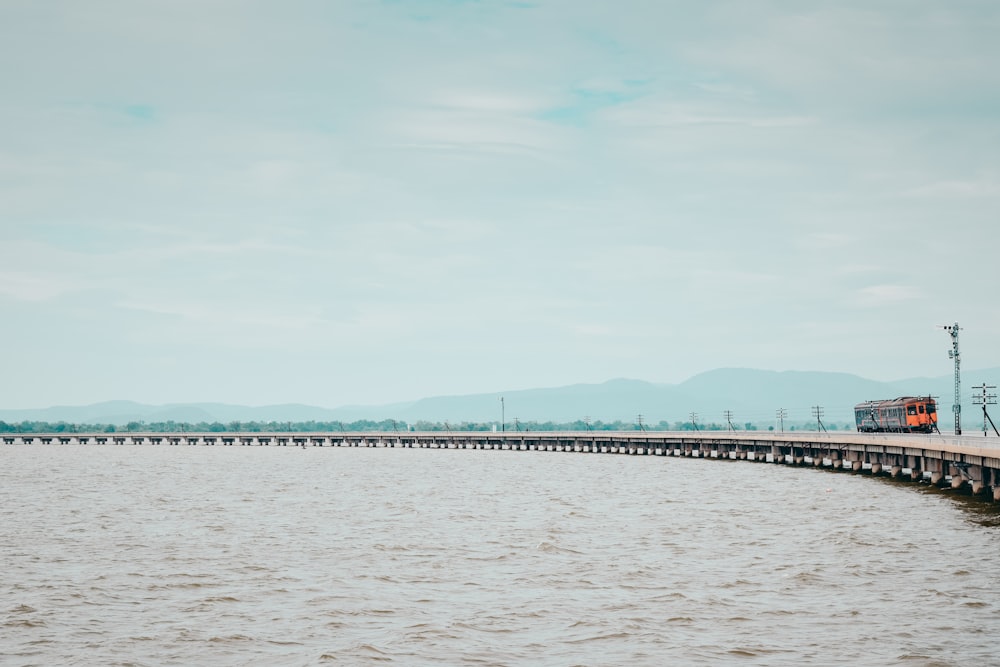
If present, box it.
[941,323,962,435]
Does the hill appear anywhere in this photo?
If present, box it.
[2,367,996,429]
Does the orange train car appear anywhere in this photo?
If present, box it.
[854,397,938,433]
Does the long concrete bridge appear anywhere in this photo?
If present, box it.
[6,430,1000,501]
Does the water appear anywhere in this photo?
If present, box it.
[2,445,999,666]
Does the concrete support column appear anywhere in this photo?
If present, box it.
[871,462,882,475]
[891,465,902,478]
[852,460,863,472]
[971,480,986,496]
[931,471,945,485]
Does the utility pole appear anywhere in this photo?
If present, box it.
[636,414,646,432]
[724,410,735,432]
[583,416,592,432]
[812,405,827,432]
[972,384,999,437]
[513,417,521,432]
[776,408,787,433]
[499,396,505,433]
[940,322,962,435]
[689,412,699,432]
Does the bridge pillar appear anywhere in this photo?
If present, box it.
[994,486,1000,502]
[852,460,863,472]
[931,471,945,485]
[951,476,965,490]
[971,480,986,496]
[890,465,902,478]
[871,462,882,475]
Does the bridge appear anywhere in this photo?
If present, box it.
[6,430,1000,501]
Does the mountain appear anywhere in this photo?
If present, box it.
[374,378,688,424]
[672,368,956,422]
[2,367,996,427]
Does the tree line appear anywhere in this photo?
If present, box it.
[0,418,852,434]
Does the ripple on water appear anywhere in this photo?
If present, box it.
[2,446,1000,666]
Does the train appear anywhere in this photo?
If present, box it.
[854,396,938,433]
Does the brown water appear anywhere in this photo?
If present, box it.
[2,445,999,666]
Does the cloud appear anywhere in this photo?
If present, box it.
[680,3,1000,112]
[1,1,999,407]
[855,284,920,307]
[0,270,81,302]
[599,99,816,129]
[899,177,1000,199]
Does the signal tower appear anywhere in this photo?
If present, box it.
[940,323,962,435]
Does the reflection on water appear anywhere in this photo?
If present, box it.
[2,446,1000,666]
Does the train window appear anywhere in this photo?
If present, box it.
[907,406,916,415]
[927,403,936,414]
[918,405,925,414]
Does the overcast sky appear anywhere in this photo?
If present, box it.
[1,1,998,409]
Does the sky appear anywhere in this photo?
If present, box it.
[1,0,999,410]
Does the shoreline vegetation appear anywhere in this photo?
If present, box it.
[0,418,855,434]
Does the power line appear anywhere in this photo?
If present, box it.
[972,384,999,437]
[812,405,827,432]
[724,410,736,432]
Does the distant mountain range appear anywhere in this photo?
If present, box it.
[2,367,998,428]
